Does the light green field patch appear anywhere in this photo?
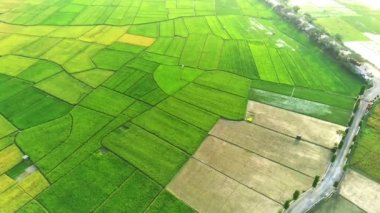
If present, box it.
[49,26,93,38]
[15,37,62,58]
[194,71,251,97]
[80,87,135,116]
[79,25,128,45]
[92,49,135,70]
[0,175,15,193]
[63,44,104,73]
[0,55,37,76]
[18,60,62,83]
[35,72,92,104]
[133,107,207,154]
[102,124,188,185]
[0,34,37,55]
[157,97,219,131]
[316,17,368,41]
[175,83,247,120]
[16,115,72,162]
[17,200,48,213]
[42,39,89,65]
[154,65,203,95]
[19,171,49,197]
[0,185,32,212]
[0,145,22,175]
[199,35,224,70]
[73,69,113,88]
[0,115,16,138]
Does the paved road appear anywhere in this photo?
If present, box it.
[287,71,380,213]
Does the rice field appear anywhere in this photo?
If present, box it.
[0,0,366,211]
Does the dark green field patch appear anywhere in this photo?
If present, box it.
[219,40,258,79]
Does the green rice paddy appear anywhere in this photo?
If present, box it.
[0,0,365,211]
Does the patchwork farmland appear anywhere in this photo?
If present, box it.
[0,0,365,212]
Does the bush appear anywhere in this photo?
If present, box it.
[293,190,300,200]
[333,181,339,187]
[312,176,320,188]
[331,155,337,163]
[338,140,344,149]
[284,200,290,209]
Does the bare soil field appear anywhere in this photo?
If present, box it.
[210,119,331,176]
[167,159,282,213]
[194,136,312,202]
[247,101,345,148]
[340,170,380,213]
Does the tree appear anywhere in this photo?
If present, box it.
[312,176,320,187]
[359,85,366,95]
[335,34,343,43]
[331,154,337,163]
[293,190,300,200]
[338,140,344,149]
[284,200,290,209]
[333,181,339,188]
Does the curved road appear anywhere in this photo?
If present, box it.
[287,68,380,213]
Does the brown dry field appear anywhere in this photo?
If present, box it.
[340,170,380,213]
[247,101,345,148]
[167,158,282,213]
[194,136,312,203]
[210,119,331,177]
[118,33,155,46]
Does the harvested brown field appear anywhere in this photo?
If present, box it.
[247,101,345,148]
[210,119,331,177]
[118,33,155,46]
[167,159,282,213]
[340,170,380,213]
[194,136,312,202]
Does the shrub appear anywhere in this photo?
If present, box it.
[293,190,300,200]
[312,176,320,188]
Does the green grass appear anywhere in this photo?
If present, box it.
[0,86,72,129]
[157,97,219,131]
[0,115,17,138]
[219,40,258,79]
[350,103,380,182]
[17,200,48,213]
[316,17,368,41]
[16,115,71,162]
[35,106,112,174]
[35,72,92,104]
[0,1,370,211]
[80,87,135,116]
[175,83,247,120]
[154,65,203,95]
[102,124,188,185]
[146,191,194,213]
[95,171,161,212]
[37,151,135,212]
[194,71,251,97]
[18,60,62,83]
[133,107,207,154]
[92,49,135,71]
